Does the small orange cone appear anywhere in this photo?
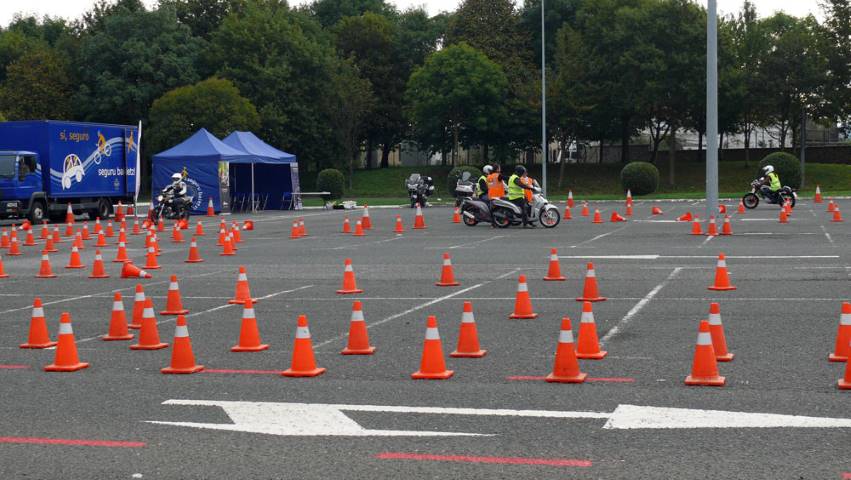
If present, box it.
[7,236,21,256]
[65,245,84,269]
[129,284,145,329]
[838,354,851,390]
[576,263,606,302]
[195,221,205,236]
[412,315,453,379]
[543,248,566,281]
[36,250,57,278]
[705,216,718,236]
[231,298,269,352]
[567,190,574,208]
[684,319,725,386]
[814,185,823,203]
[708,253,736,291]
[592,209,603,224]
[413,203,427,229]
[828,199,836,212]
[65,222,73,237]
[93,218,102,234]
[337,258,364,294]
[545,317,587,383]
[20,298,57,348]
[576,301,606,359]
[581,203,590,217]
[718,204,727,214]
[289,220,301,239]
[690,218,703,235]
[829,302,851,362]
[721,215,733,235]
[779,209,789,223]
[228,266,256,304]
[102,292,133,341]
[216,227,226,245]
[121,261,151,279]
[832,208,843,223]
[161,315,204,374]
[127,204,135,215]
[341,300,375,355]
[394,215,405,233]
[116,226,127,245]
[242,220,253,231]
[23,229,36,247]
[784,200,792,215]
[0,229,8,248]
[231,223,242,243]
[160,275,189,315]
[88,249,109,278]
[171,224,184,243]
[708,303,733,361]
[281,315,326,377]
[563,205,572,220]
[130,298,168,350]
[44,235,57,253]
[298,218,307,237]
[144,245,160,269]
[435,252,460,287]
[64,203,74,224]
[652,206,663,215]
[509,275,538,319]
[625,204,633,217]
[362,205,372,229]
[0,255,7,278]
[157,217,165,232]
[220,234,236,256]
[113,241,129,263]
[115,201,124,221]
[342,217,351,233]
[353,220,365,237]
[610,211,626,222]
[626,189,633,206]
[207,197,215,216]
[450,301,485,358]
[677,212,693,222]
[44,312,89,372]
[185,237,204,263]
[452,207,461,223]
[132,219,141,235]
[40,221,49,240]
[738,202,746,214]
[105,221,115,238]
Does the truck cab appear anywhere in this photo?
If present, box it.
[0,151,44,221]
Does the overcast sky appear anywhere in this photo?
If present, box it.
[0,0,825,28]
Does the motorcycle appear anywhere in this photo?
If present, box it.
[742,178,796,209]
[490,181,561,228]
[460,195,493,227]
[454,171,475,207]
[148,187,191,225]
[405,173,434,208]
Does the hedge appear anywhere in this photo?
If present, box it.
[620,161,659,195]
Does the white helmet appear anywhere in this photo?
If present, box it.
[171,173,183,181]
[762,165,774,175]
[483,165,493,175]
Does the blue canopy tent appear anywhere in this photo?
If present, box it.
[152,128,255,215]
[222,131,299,211]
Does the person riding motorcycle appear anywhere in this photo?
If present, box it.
[477,165,492,201]
[759,165,782,204]
[507,165,536,227]
[487,164,507,200]
[166,172,188,198]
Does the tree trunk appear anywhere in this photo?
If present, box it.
[718,132,724,161]
[365,139,374,169]
[558,139,568,189]
[380,143,391,169]
[668,125,676,186]
[698,132,703,162]
[452,125,460,167]
[599,138,604,164]
[744,123,751,167]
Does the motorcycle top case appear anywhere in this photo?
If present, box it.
[0,120,139,199]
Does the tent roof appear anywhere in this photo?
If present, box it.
[222,131,296,164]
[153,128,255,162]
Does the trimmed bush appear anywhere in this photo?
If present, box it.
[316,168,345,199]
[758,152,800,189]
[620,161,659,195]
[446,166,483,195]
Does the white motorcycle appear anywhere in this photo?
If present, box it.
[490,181,561,228]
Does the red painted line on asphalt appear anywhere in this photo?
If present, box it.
[0,365,30,370]
[842,472,851,480]
[204,369,280,375]
[506,375,635,383]
[0,437,145,448]
[375,452,592,467]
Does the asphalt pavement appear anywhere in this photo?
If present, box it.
[1,198,850,479]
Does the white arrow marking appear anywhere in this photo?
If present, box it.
[148,400,851,437]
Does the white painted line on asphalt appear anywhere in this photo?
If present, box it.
[821,225,835,246]
[447,235,505,250]
[559,254,839,260]
[559,255,659,260]
[570,225,630,248]
[331,236,404,250]
[601,267,682,345]
[698,235,714,248]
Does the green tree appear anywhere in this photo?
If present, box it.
[732,0,772,165]
[0,29,46,83]
[305,0,394,27]
[158,0,247,39]
[0,47,72,120]
[326,59,375,187]
[147,77,260,156]
[519,0,580,69]
[820,0,851,127]
[405,43,508,165]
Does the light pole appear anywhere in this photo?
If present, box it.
[541,0,547,196]
[706,0,718,224]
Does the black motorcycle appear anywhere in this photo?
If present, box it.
[405,173,434,208]
[742,179,796,209]
[148,187,191,225]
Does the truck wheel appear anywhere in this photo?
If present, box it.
[96,198,112,219]
[28,200,46,223]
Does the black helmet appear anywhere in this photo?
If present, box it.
[514,165,526,176]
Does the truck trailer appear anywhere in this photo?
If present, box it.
[0,120,139,222]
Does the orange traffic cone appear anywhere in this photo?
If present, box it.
[610,211,626,223]
[814,185,823,203]
[228,266,256,304]
[206,197,215,216]
[337,258,363,294]
[626,189,633,206]
[94,218,103,235]
[342,217,351,234]
[0,254,7,278]
[130,298,168,350]
[828,199,836,212]
[64,203,74,224]
[341,300,375,355]
[684,319,725,386]
[829,302,851,362]
[581,203,590,217]
[708,253,736,291]
[0,229,8,248]
[832,208,843,223]
[779,209,789,223]
[24,229,36,247]
[89,250,109,278]
[121,261,151,279]
[592,209,603,224]
[435,252,460,287]
[721,216,733,235]
[290,221,301,239]
[353,220,365,237]
[129,284,145,329]
[81,222,91,239]
[737,201,746,214]
[44,312,89,372]
[195,221,205,237]
[545,317,587,383]
[625,204,633,217]
[157,217,165,232]
[160,275,189,315]
[20,298,57,348]
[718,204,727,214]
[44,235,57,253]
[36,251,57,278]
[543,248,566,281]
[185,238,203,263]
[115,201,124,221]
[7,237,21,256]
[172,224,184,243]
[394,215,405,233]
[40,221,49,240]
[242,220,253,231]
[509,275,537,319]
[413,203,427,229]
[72,231,84,250]
[576,301,606,359]
[65,245,84,269]
[838,354,851,390]
[362,205,372,229]
[231,223,242,243]
[102,292,133,341]
[220,234,235,256]
[411,315,453,379]
[127,204,135,215]
[144,246,160,269]
[450,301,485,358]
[563,205,572,220]
[116,226,127,245]
[231,298,269,352]
[677,212,693,222]
[161,315,204,374]
[576,263,606,302]
[652,206,663,215]
[567,190,574,208]
[65,222,73,237]
[132,219,141,235]
[784,200,792,215]
[105,221,115,238]
[452,207,461,223]
[705,216,718,236]
[281,315,325,377]
[690,218,703,235]
[708,302,733,361]
[113,241,129,263]
[298,218,307,237]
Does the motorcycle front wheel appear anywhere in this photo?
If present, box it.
[539,208,561,228]
[742,193,759,209]
[491,208,512,228]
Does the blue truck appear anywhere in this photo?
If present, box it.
[0,120,139,222]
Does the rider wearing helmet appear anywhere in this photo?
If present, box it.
[169,172,188,197]
[507,165,535,227]
[477,165,492,201]
[759,165,782,204]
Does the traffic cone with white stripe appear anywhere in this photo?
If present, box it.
[341,300,375,355]
[115,201,124,222]
[394,215,405,233]
[0,229,8,248]
[652,206,663,215]
[20,298,57,348]
[65,203,74,224]
[737,202,745,214]
[44,234,57,253]
[708,303,733,361]
[412,315,453,379]
[36,251,57,278]
[65,222,73,237]
[88,249,109,278]
[576,301,606,359]
[509,275,537,319]
[362,205,372,229]
[592,209,603,224]
[342,217,351,234]
[160,275,189,315]
[450,301,485,358]
[132,219,141,235]
[0,255,7,279]
[353,220,365,237]
[718,204,727,215]
[185,237,203,263]
[130,298,168,350]
[833,208,843,223]
[120,261,151,279]
[677,211,693,222]
[708,253,736,291]
[73,231,84,250]
[93,218,102,234]
[543,248,566,281]
[337,258,364,294]
[231,298,268,352]
[685,319,725,386]
[195,221,205,237]
[290,220,301,239]
[577,263,606,302]
[206,197,215,216]
[172,224,184,243]
[435,252,460,287]
[157,217,165,232]
[220,234,235,256]
[829,302,851,362]
[705,216,718,236]
[116,226,127,245]
[40,221,49,240]
[452,207,461,223]
[413,203,427,229]
[7,236,21,256]
[52,226,62,244]
[610,211,626,222]
[564,205,572,220]
[129,284,145,329]
[65,245,84,269]
[298,218,308,237]
[231,222,242,243]
[625,204,633,217]
[581,203,590,217]
[228,266,256,304]
[690,218,703,235]
[779,209,789,223]
[24,229,35,247]
[102,292,133,341]
[105,220,115,237]
[721,215,733,235]
[815,185,823,203]
[144,245,160,269]
[282,315,325,377]
[44,312,89,372]
[162,315,203,374]
[567,190,574,208]
[114,241,129,263]
[545,317,587,383]
[626,189,633,207]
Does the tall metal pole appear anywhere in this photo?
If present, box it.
[706,0,718,224]
[541,0,547,196]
